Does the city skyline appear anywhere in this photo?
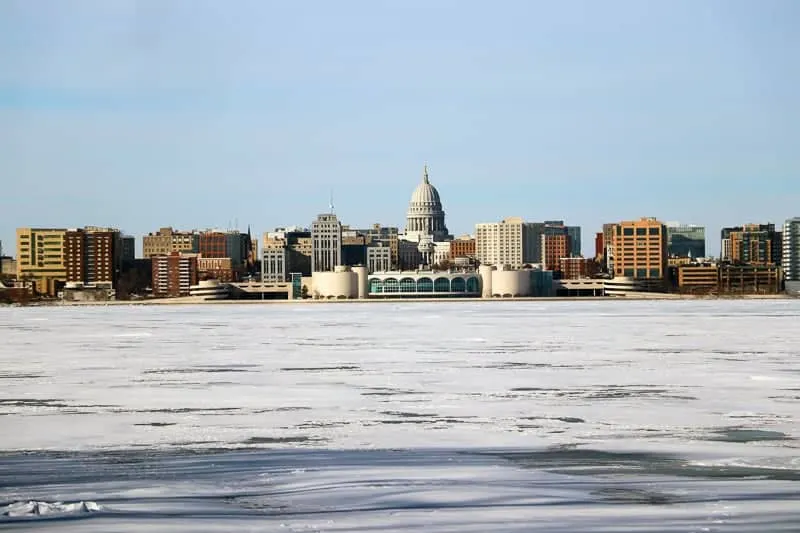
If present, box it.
[2,1,799,257]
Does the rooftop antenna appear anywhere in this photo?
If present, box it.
[329,189,335,215]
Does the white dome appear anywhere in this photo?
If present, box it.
[404,165,450,244]
[410,180,441,206]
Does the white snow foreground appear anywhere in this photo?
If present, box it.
[2,500,101,517]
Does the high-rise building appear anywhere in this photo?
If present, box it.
[783,217,800,295]
[143,228,199,258]
[721,224,781,265]
[121,235,136,262]
[541,233,572,273]
[611,217,668,281]
[64,227,121,287]
[666,223,706,258]
[16,228,67,295]
[311,214,342,272]
[476,217,525,267]
[152,253,198,297]
[263,227,312,279]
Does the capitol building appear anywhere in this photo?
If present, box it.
[398,165,453,269]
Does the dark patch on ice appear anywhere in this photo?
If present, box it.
[280,365,361,372]
[594,487,684,505]
[243,436,323,444]
[0,398,69,407]
[295,421,348,429]
[381,411,439,418]
[0,373,46,380]
[360,387,426,396]
[143,367,254,374]
[134,422,177,427]
[481,362,583,369]
[485,447,800,481]
[122,407,240,414]
[522,415,585,424]
[251,406,312,413]
[706,428,791,443]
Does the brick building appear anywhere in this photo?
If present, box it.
[152,253,199,297]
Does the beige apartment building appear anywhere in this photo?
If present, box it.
[142,227,199,258]
[611,217,668,280]
[16,228,68,295]
[476,217,525,267]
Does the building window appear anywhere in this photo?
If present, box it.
[649,268,661,278]
[649,227,660,236]
[623,228,634,236]
[451,277,466,292]
[624,268,634,277]
[417,277,433,292]
[434,277,450,292]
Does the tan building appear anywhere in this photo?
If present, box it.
[198,256,234,282]
[16,228,67,296]
[143,227,199,258]
[611,217,668,281]
[676,263,719,293]
[1,256,17,277]
[476,217,524,267]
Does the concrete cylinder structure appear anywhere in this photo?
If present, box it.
[478,264,495,298]
[311,268,358,299]
[491,270,532,298]
[353,266,368,299]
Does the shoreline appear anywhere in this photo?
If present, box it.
[8,293,794,307]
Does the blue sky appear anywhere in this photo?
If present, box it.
[1,0,798,257]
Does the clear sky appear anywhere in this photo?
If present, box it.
[1,0,798,257]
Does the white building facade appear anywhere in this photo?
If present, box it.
[784,217,800,295]
[311,214,342,273]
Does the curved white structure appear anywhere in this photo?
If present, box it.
[604,277,666,297]
[311,266,358,299]
[353,266,368,299]
[478,264,495,298]
[189,280,229,300]
[491,269,532,298]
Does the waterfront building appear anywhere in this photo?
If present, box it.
[675,263,719,294]
[719,264,781,294]
[450,235,476,262]
[366,243,392,273]
[666,223,706,259]
[16,227,67,296]
[541,233,571,273]
[476,217,525,266]
[64,226,122,288]
[610,217,668,287]
[152,253,198,297]
[198,257,234,282]
[543,220,581,258]
[783,218,800,295]
[264,227,312,278]
[261,247,287,283]
[142,227,199,258]
[355,224,399,268]
[720,224,781,265]
[559,257,598,280]
[311,213,342,272]
[368,270,480,298]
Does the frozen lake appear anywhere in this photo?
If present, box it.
[1,300,799,531]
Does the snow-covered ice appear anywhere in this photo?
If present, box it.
[1,300,798,531]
